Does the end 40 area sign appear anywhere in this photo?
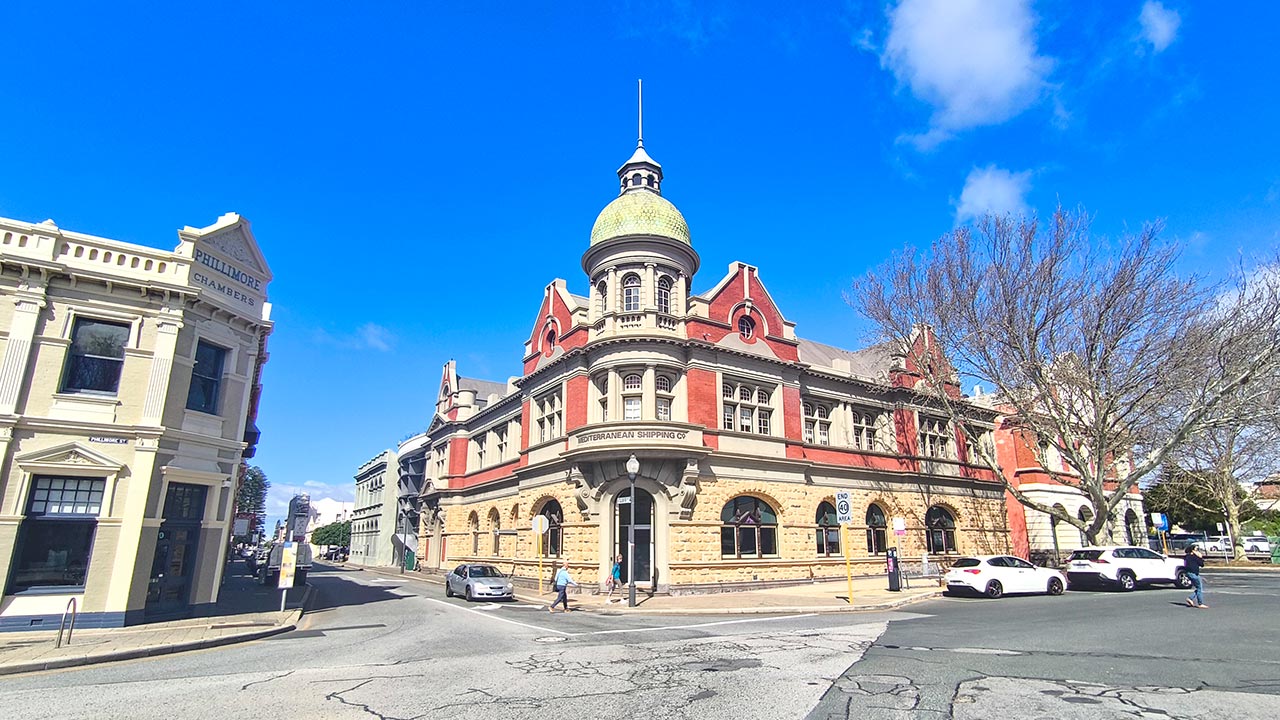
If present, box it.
[834,492,854,524]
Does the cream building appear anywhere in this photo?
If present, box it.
[351,450,397,567]
[0,213,271,629]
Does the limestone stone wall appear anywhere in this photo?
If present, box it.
[429,473,1009,592]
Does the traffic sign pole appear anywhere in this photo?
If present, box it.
[834,491,854,604]
[531,514,549,594]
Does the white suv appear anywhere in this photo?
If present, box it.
[1066,546,1192,592]
[1243,536,1272,555]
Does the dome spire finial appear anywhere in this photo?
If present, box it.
[637,78,644,147]
[618,80,663,195]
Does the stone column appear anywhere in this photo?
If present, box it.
[642,364,656,418]
[140,315,183,426]
[0,286,47,415]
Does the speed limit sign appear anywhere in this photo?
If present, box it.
[834,491,853,524]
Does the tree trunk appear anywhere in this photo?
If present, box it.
[1225,499,1247,562]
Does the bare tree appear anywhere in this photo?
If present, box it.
[851,207,1280,545]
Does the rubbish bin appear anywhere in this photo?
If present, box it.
[886,547,901,592]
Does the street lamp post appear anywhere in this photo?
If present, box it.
[626,454,640,608]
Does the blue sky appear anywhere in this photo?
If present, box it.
[2,2,1277,524]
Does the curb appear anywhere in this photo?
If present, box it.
[353,564,943,615]
[0,585,313,677]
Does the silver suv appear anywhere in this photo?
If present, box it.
[1066,546,1191,592]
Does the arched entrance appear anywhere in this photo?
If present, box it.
[616,487,655,585]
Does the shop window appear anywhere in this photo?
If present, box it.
[816,501,840,556]
[720,496,778,558]
[8,477,105,592]
[866,503,887,555]
[538,500,563,557]
[62,318,130,394]
[186,340,227,414]
[925,505,957,554]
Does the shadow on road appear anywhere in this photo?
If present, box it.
[305,565,411,612]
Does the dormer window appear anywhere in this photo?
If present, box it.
[657,276,672,314]
[738,316,755,340]
[623,274,641,312]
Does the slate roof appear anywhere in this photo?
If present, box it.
[796,337,895,379]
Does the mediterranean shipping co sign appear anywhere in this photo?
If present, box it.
[572,426,700,449]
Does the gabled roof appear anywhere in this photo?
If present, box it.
[797,337,894,379]
[458,376,508,401]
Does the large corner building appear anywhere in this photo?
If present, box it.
[412,128,1012,593]
[0,213,271,628]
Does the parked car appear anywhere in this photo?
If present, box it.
[1203,536,1234,554]
[943,555,1066,598]
[256,543,312,587]
[445,564,514,602]
[1243,536,1272,555]
[1066,546,1191,591]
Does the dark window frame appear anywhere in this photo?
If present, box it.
[719,496,779,559]
[7,476,106,594]
[185,340,227,415]
[60,317,130,395]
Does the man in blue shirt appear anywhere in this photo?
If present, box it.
[549,559,578,613]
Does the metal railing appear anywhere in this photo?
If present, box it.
[55,597,78,648]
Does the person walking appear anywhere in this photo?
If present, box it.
[549,559,578,613]
[606,554,623,601]
[1184,543,1208,609]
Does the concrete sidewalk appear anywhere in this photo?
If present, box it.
[0,562,308,676]
[358,564,943,615]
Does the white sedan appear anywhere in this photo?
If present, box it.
[944,555,1066,598]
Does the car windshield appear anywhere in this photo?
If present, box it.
[951,557,981,568]
[1069,550,1104,561]
[469,566,502,578]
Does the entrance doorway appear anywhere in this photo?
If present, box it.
[616,487,654,586]
[145,483,208,617]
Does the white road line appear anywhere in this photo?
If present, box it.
[422,597,570,636]
[574,613,819,637]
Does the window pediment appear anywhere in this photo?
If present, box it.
[15,442,124,474]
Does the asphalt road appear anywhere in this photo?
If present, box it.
[2,565,1277,719]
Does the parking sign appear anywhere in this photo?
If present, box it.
[835,491,853,524]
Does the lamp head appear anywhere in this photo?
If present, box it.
[625,454,640,479]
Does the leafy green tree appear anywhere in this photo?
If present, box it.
[311,520,351,547]
[234,463,270,537]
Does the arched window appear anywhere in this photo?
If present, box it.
[623,274,641,312]
[596,280,608,316]
[489,508,501,555]
[537,500,563,557]
[925,505,956,554]
[1077,506,1093,547]
[655,374,673,421]
[866,504,888,555]
[722,383,734,398]
[738,316,755,339]
[1124,509,1142,546]
[657,276,672,314]
[816,501,840,556]
[720,496,778,558]
[655,375,671,393]
[468,511,480,555]
[544,329,556,355]
[623,374,642,391]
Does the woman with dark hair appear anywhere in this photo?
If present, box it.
[1184,544,1207,609]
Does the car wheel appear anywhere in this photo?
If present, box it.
[445,582,453,598]
[985,580,1004,599]
[1047,577,1064,596]
[1117,571,1137,592]
[465,585,473,602]
[1174,569,1191,589]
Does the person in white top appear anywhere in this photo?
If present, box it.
[549,559,578,613]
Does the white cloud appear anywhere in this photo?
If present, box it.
[1138,1,1180,53]
[955,165,1033,224]
[312,322,396,352]
[881,0,1051,149]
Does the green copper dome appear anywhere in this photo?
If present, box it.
[589,190,691,246]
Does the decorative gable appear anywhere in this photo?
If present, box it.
[15,442,126,474]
